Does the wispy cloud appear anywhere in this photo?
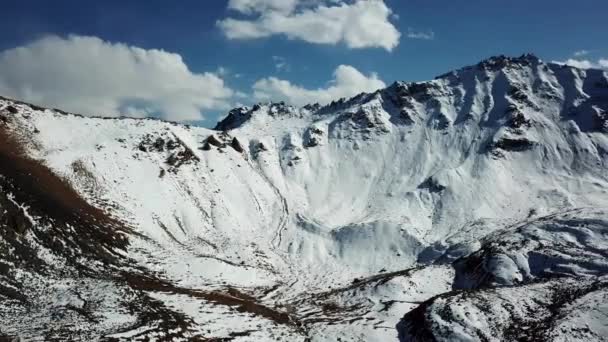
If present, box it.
[272,55,290,72]
[573,49,590,57]
[216,66,230,77]
[406,28,435,40]
[553,58,608,70]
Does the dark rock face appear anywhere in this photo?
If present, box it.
[316,93,377,116]
[166,148,198,168]
[399,109,416,124]
[592,107,608,132]
[505,108,531,129]
[476,53,541,71]
[346,109,390,134]
[201,142,212,151]
[153,138,166,151]
[230,137,244,153]
[303,103,321,112]
[214,107,252,131]
[418,177,446,193]
[267,102,296,116]
[28,104,44,111]
[250,141,268,158]
[206,135,223,147]
[257,142,268,151]
[508,85,530,102]
[138,134,200,169]
[384,83,419,125]
[303,126,324,148]
[202,134,249,158]
[215,103,302,131]
[384,81,441,107]
[429,112,451,130]
[138,135,169,153]
[4,106,18,114]
[507,84,539,110]
[493,137,535,152]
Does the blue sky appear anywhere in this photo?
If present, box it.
[0,0,606,126]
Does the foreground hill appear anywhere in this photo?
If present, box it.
[0,54,607,341]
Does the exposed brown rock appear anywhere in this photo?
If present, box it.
[231,137,245,153]
[201,142,212,151]
[0,126,130,270]
[4,105,18,114]
[493,137,535,152]
[206,134,222,147]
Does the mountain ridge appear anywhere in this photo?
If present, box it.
[0,54,607,341]
[3,53,599,131]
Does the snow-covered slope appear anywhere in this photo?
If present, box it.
[0,54,607,341]
[398,208,608,341]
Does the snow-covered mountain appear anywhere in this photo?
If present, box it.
[0,54,607,341]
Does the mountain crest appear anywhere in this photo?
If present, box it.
[215,54,575,132]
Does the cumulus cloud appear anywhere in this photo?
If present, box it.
[218,0,401,51]
[0,35,234,121]
[554,58,608,70]
[252,64,386,106]
[573,50,590,57]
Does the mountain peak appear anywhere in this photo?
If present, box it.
[214,101,303,131]
[212,53,608,134]
[434,53,544,80]
[477,53,542,68]
[215,54,552,131]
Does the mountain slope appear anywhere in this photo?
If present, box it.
[398,208,608,342]
[0,54,607,341]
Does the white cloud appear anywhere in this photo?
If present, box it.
[235,91,249,99]
[573,50,590,57]
[554,58,608,70]
[252,64,386,106]
[227,0,299,15]
[406,28,435,40]
[0,35,234,121]
[216,66,230,77]
[218,0,401,51]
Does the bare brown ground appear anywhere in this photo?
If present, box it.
[0,124,130,266]
[124,273,303,330]
[0,113,305,338]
